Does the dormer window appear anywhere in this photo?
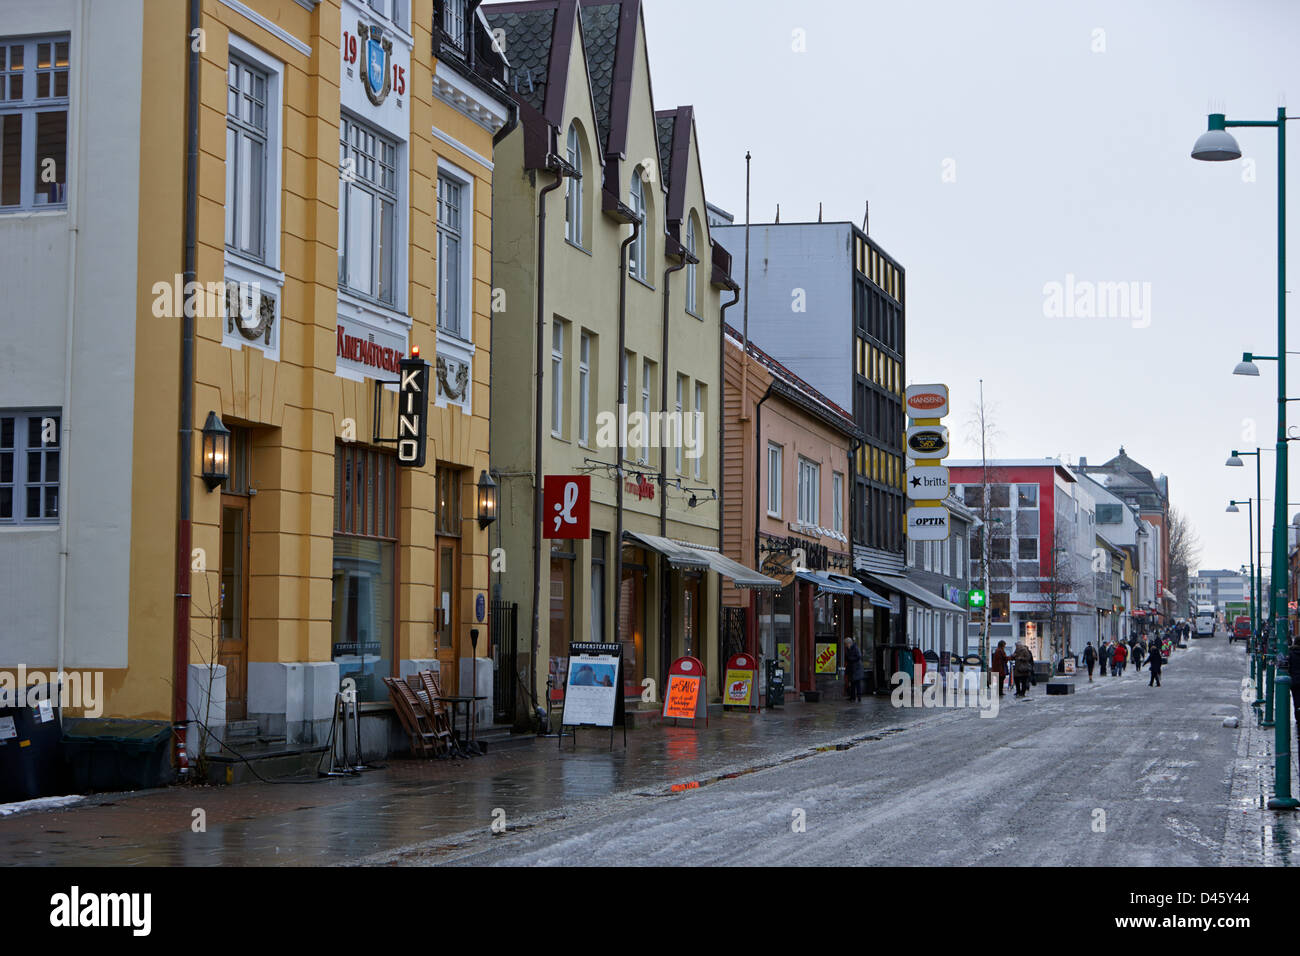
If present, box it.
[442,0,468,53]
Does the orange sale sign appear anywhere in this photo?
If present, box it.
[663,675,701,720]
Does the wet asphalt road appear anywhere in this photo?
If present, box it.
[5,632,1291,866]
[393,635,1261,866]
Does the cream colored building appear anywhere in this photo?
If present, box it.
[0,0,513,763]
[485,0,749,719]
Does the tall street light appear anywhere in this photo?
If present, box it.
[1197,108,1299,810]
[1228,448,1266,695]
[1227,497,1263,697]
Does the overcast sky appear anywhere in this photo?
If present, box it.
[643,0,1300,573]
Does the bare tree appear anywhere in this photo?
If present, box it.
[963,382,1005,667]
[1043,521,1091,662]
[1166,505,1201,614]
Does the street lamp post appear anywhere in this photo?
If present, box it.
[1227,497,1262,694]
[1228,448,1266,696]
[1196,108,1299,810]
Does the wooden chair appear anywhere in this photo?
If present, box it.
[417,670,458,756]
[383,677,441,758]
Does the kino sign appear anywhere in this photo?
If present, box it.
[397,353,430,467]
[905,383,951,541]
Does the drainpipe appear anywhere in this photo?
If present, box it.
[718,284,739,656]
[57,0,89,703]
[658,251,692,537]
[753,378,775,682]
[528,154,572,727]
[173,0,202,774]
[613,217,640,654]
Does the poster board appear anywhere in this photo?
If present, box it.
[723,653,757,711]
[815,643,837,675]
[559,642,625,749]
[663,656,708,726]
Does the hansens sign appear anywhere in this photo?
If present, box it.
[397,354,430,467]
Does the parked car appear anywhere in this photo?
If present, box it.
[1231,616,1251,643]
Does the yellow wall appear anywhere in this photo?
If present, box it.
[109,0,499,719]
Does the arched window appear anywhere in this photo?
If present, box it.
[565,123,582,245]
[629,170,647,280]
[685,216,698,314]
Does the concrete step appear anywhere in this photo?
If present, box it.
[204,740,327,785]
[474,725,535,753]
[225,720,259,739]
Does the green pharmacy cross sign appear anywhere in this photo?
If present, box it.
[967,589,987,609]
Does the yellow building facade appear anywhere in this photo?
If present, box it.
[0,0,512,759]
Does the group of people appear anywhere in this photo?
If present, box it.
[1081,627,1181,687]
[989,640,1036,697]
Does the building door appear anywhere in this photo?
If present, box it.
[437,541,460,691]
[683,573,701,660]
[219,497,250,720]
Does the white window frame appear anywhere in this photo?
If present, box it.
[832,471,844,534]
[797,456,819,526]
[675,375,685,475]
[225,52,271,263]
[578,331,591,447]
[565,122,583,246]
[339,111,404,309]
[640,360,653,465]
[629,169,647,281]
[437,165,472,339]
[0,33,71,213]
[224,35,285,360]
[685,216,699,315]
[0,409,61,526]
[767,443,783,518]
[693,381,704,480]
[550,320,565,438]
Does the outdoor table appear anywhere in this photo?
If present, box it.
[436,696,487,756]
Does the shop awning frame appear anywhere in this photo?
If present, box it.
[861,571,967,614]
[623,532,782,589]
[796,570,890,607]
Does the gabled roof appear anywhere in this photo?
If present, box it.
[579,2,621,153]
[486,5,555,115]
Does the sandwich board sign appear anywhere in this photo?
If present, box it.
[663,656,707,726]
[559,642,626,749]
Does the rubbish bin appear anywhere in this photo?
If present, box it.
[0,695,63,803]
[61,718,175,793]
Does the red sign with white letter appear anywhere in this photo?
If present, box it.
[544,475,591,539]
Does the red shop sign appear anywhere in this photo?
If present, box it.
[544,475,591,539]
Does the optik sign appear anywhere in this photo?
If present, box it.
[397,354,430,468]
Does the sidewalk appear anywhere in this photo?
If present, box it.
[1221,678,1300,865]
[0,690,971,866]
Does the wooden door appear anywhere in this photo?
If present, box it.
[219,498,250,720]
[437,538,460,693]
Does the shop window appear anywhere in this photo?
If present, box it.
[0,35,69,211]
[0,410,60,524]
[332,444,398,702]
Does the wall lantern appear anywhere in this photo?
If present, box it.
[476,469,498,529]
[201,411,232,491]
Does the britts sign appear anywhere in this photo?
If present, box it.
[397,355,430,467]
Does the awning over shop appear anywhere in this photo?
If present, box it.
[861,571,967,614]
[622,531,711,570]
[796,570,890,607]
[623,532,782,589]
[689,545,783,590]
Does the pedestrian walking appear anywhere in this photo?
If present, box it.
[845,637,864,702]
[1083,641,1097,681]
[1100,641,1110,677]
[991,640,1010,697]
[1112,641,1127,676]
[1133,640,1146,672]
[1013,641,1034,697]
[1147,644,1164,687]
